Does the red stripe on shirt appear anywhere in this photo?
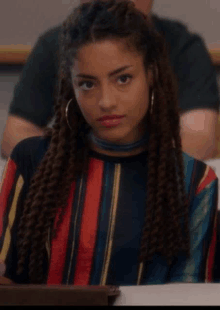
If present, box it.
[206,208,218,282]
[73,159,104,285]
[0,159,17,236]
[196,167,217,195]
[47,182,76,285]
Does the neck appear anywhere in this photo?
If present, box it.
[90,142,148,157]
[88,131,149,157]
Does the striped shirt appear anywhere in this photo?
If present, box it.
[0,136,218,285]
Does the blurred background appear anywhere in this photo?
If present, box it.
[0,0,220,179]
[0,0,219,47]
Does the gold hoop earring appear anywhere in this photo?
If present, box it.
[150,90,154,114]
[65,98,73,130]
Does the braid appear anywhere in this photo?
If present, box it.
[139,81,159,262]
[139,31,190,267]
[28,110,70,283]
[148,88,171,261]
[173,134,190,255]
[16,122,61,277]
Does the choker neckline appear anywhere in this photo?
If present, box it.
[88,131,149,153]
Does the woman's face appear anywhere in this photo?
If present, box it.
[71,39,152,145]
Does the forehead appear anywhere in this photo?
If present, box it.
[72,39,144,75]
[132,0,153,14]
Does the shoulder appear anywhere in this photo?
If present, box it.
[153,14,188,32]
[28,25,61,61]
[20,25,61,72]
[11,135,51,162]
[152,14,207,60]
[182,151,218,195]
[37,25,61,45]
[153,14,200,43]
[182,151,216,177]
[10,136,51,177]
[153,15,219,112]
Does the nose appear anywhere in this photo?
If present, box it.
[98,83,117,111]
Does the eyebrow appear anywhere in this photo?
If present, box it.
[74,65,133,79]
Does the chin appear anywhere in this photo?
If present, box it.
[93,126,139,144]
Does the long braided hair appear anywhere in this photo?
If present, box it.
[16,0,190,284]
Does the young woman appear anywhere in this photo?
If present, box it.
[0,0,218,285]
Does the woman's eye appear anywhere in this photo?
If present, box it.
[78,81,94,90]
[117,74,132,84]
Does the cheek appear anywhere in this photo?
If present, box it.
[76,98,96,124]
[73,87,80,101]
[77,102,89,119]
[127,85,150,117]
[73,89,90,119]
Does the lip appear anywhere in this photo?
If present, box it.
[97,115,125,128]
[97,115,125,121]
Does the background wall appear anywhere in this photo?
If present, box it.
[153,0,220,47]
[0,0,220,48]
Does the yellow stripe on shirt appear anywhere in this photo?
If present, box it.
[100,163,121,285]
[0,175,24,261]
